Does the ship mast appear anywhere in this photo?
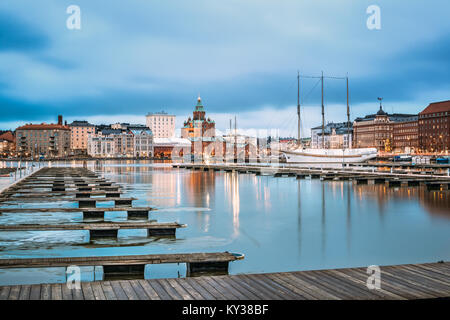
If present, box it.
[321,71,325,149]
[347,75,351,149]
[297,71,301,146]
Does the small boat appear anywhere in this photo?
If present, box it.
[393,154,412,162]
[436,156,449,164]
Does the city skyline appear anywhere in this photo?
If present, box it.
[1,1,449,136]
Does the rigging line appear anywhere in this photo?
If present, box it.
[265,78,297,135]
[301,78,321,105]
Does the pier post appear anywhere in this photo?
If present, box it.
[127,210,149,219]
[147,228,176,237]
[83,211,105,219]
[79,200,97,208]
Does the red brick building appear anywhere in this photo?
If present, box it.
[392,117,418,153]
[418,100,450,154]
[0,131,16,157]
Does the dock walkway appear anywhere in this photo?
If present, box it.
[0,261,448,300]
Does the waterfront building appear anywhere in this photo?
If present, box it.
[353,105,416,152]
[15,115,71,158]
[68,120,95,155]
[181,96,216,157]
[311,122,352,149]
[418,100,450,154]
[146,112,176,138]
[153,137,191,158]
[392,116,419,153]
[0,131,16,157]
[131,128,154,157]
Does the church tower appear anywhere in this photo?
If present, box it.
[193,95,206,121]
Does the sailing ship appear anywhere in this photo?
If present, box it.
[281,72,377,163]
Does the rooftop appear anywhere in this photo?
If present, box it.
[419,100,450,115]
[16,123,70,131]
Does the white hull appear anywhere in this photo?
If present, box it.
[282,148,378,163]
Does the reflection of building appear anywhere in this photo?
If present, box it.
[181,96,216,156]
[16,115,71,158]
[418,100,450,154]
[311,122,352,149]
[69,120,95,155]
[0,131,16,157]
[146,112,176,138]
[353,105,416,152]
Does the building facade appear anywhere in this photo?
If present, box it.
[418,100,450,154]
[311,122,352,149]
[181,96,216,156]
[146,112,176,138]
[392,117,418,153]
[0,131,15,157]
[69,120,95,154]
[353,106,417,153]
[131,128,154,157]
[16,116,71,158]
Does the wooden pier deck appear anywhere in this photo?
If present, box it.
[0,261,448,300]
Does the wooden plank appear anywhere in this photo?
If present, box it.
[71,288,84,300]
[110,281,128,300]
[61,283,73,300]
[166,278,194,300]
[29,284,41,300]
[119,280,139,300]
[146,279,173,300]
[81,282,95,300]
[284,272,341,300]
[0,221,185,231]
[155,279,183,300]
[137,280,161,300]
[128,280,150,300]
[7,286,21,300]
[0,207,153,213]
[237,274,289,300]
[18,285,31,300]
[51,284,63,300]
[331,269,404,300]
[250,273,301,300]
[313,270,378,299]
[175,278,205,300]
[402,265,450,285]
[91,281,107,300]
[391,265,450,291]
[202,276,241,300]
[40,284,51,300]
[100,281,117,300]
[194,277,229,300]
[183,278,216,300]
[292,271,351,299]
[266,273,319,300]
[218,275,261,300]
[0,252,241,269]
[0,286,11,300]
[226,275,271,300]
[339,268,412,300]
[207,276,248,300]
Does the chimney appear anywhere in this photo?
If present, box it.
[58,115,63,125]
[65,120,67,126]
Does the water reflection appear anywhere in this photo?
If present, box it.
[0,160,449,286]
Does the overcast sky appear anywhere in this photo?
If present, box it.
[0,0,449,137]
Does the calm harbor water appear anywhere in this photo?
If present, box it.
[0,160,449,285]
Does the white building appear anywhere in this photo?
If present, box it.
[146,112,176,138]
[131,128,154,157]
[88,135,116,157]
[311,122,353,149]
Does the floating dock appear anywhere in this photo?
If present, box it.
[0,261,447,300]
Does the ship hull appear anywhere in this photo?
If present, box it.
[282,148,378,163]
